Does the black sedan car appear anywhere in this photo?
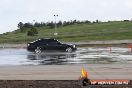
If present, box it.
[27,38,77,53]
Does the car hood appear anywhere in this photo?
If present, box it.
[62,43,76,48]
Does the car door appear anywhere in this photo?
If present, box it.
[48,41,59,51]
[37,40,48,50]
[54,42,63,50]
[54,42,67,51]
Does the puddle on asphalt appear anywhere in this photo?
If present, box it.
[0,47,132,65]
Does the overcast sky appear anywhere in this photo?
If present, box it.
[0,0,132,34]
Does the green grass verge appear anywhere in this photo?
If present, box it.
[0,21,132,43]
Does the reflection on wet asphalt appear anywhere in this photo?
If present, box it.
[27,53,77,65]
[0,47,132,65]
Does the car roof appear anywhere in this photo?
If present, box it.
[30,38,57,43]
[41,38,57,41]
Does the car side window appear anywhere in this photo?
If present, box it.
[48,41,60,45]
[35,40,46,46]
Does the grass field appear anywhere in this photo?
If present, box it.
[0,21,132,43]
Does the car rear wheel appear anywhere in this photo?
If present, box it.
[35,47,42,54]
[66,47,72,53]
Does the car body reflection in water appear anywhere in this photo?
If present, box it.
[0,47,132,66]
[27,47,132,65]
[27,52,77,65]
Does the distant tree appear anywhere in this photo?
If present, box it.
[18,22,24,29]
[18,22,24,32]
[84,20,91,24]
[34,22,46,27]
[63,21,71,26]
[76,20,81,24]
[57,21,63,27]
[108,20,111,23]
[93,21,96,23]
[95,20,102,23]
[41,22,46,26]
[70,20,74,25]
[123,20,129,22]
[34,22,40,27]
[63,21,67,26]
[24,23,33,28]
[47,21,54,28]
[73,20,77,24]
[96,20,99,23]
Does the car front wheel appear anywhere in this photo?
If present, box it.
[66,47,72,53]
[35,47,42,54]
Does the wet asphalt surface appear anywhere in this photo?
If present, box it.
[0,47,132,65]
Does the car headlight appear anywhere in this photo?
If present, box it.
[73,45,76,48]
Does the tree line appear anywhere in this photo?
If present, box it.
[17,19,132,36]
[18,20,92,30]
[17,20,93,36]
